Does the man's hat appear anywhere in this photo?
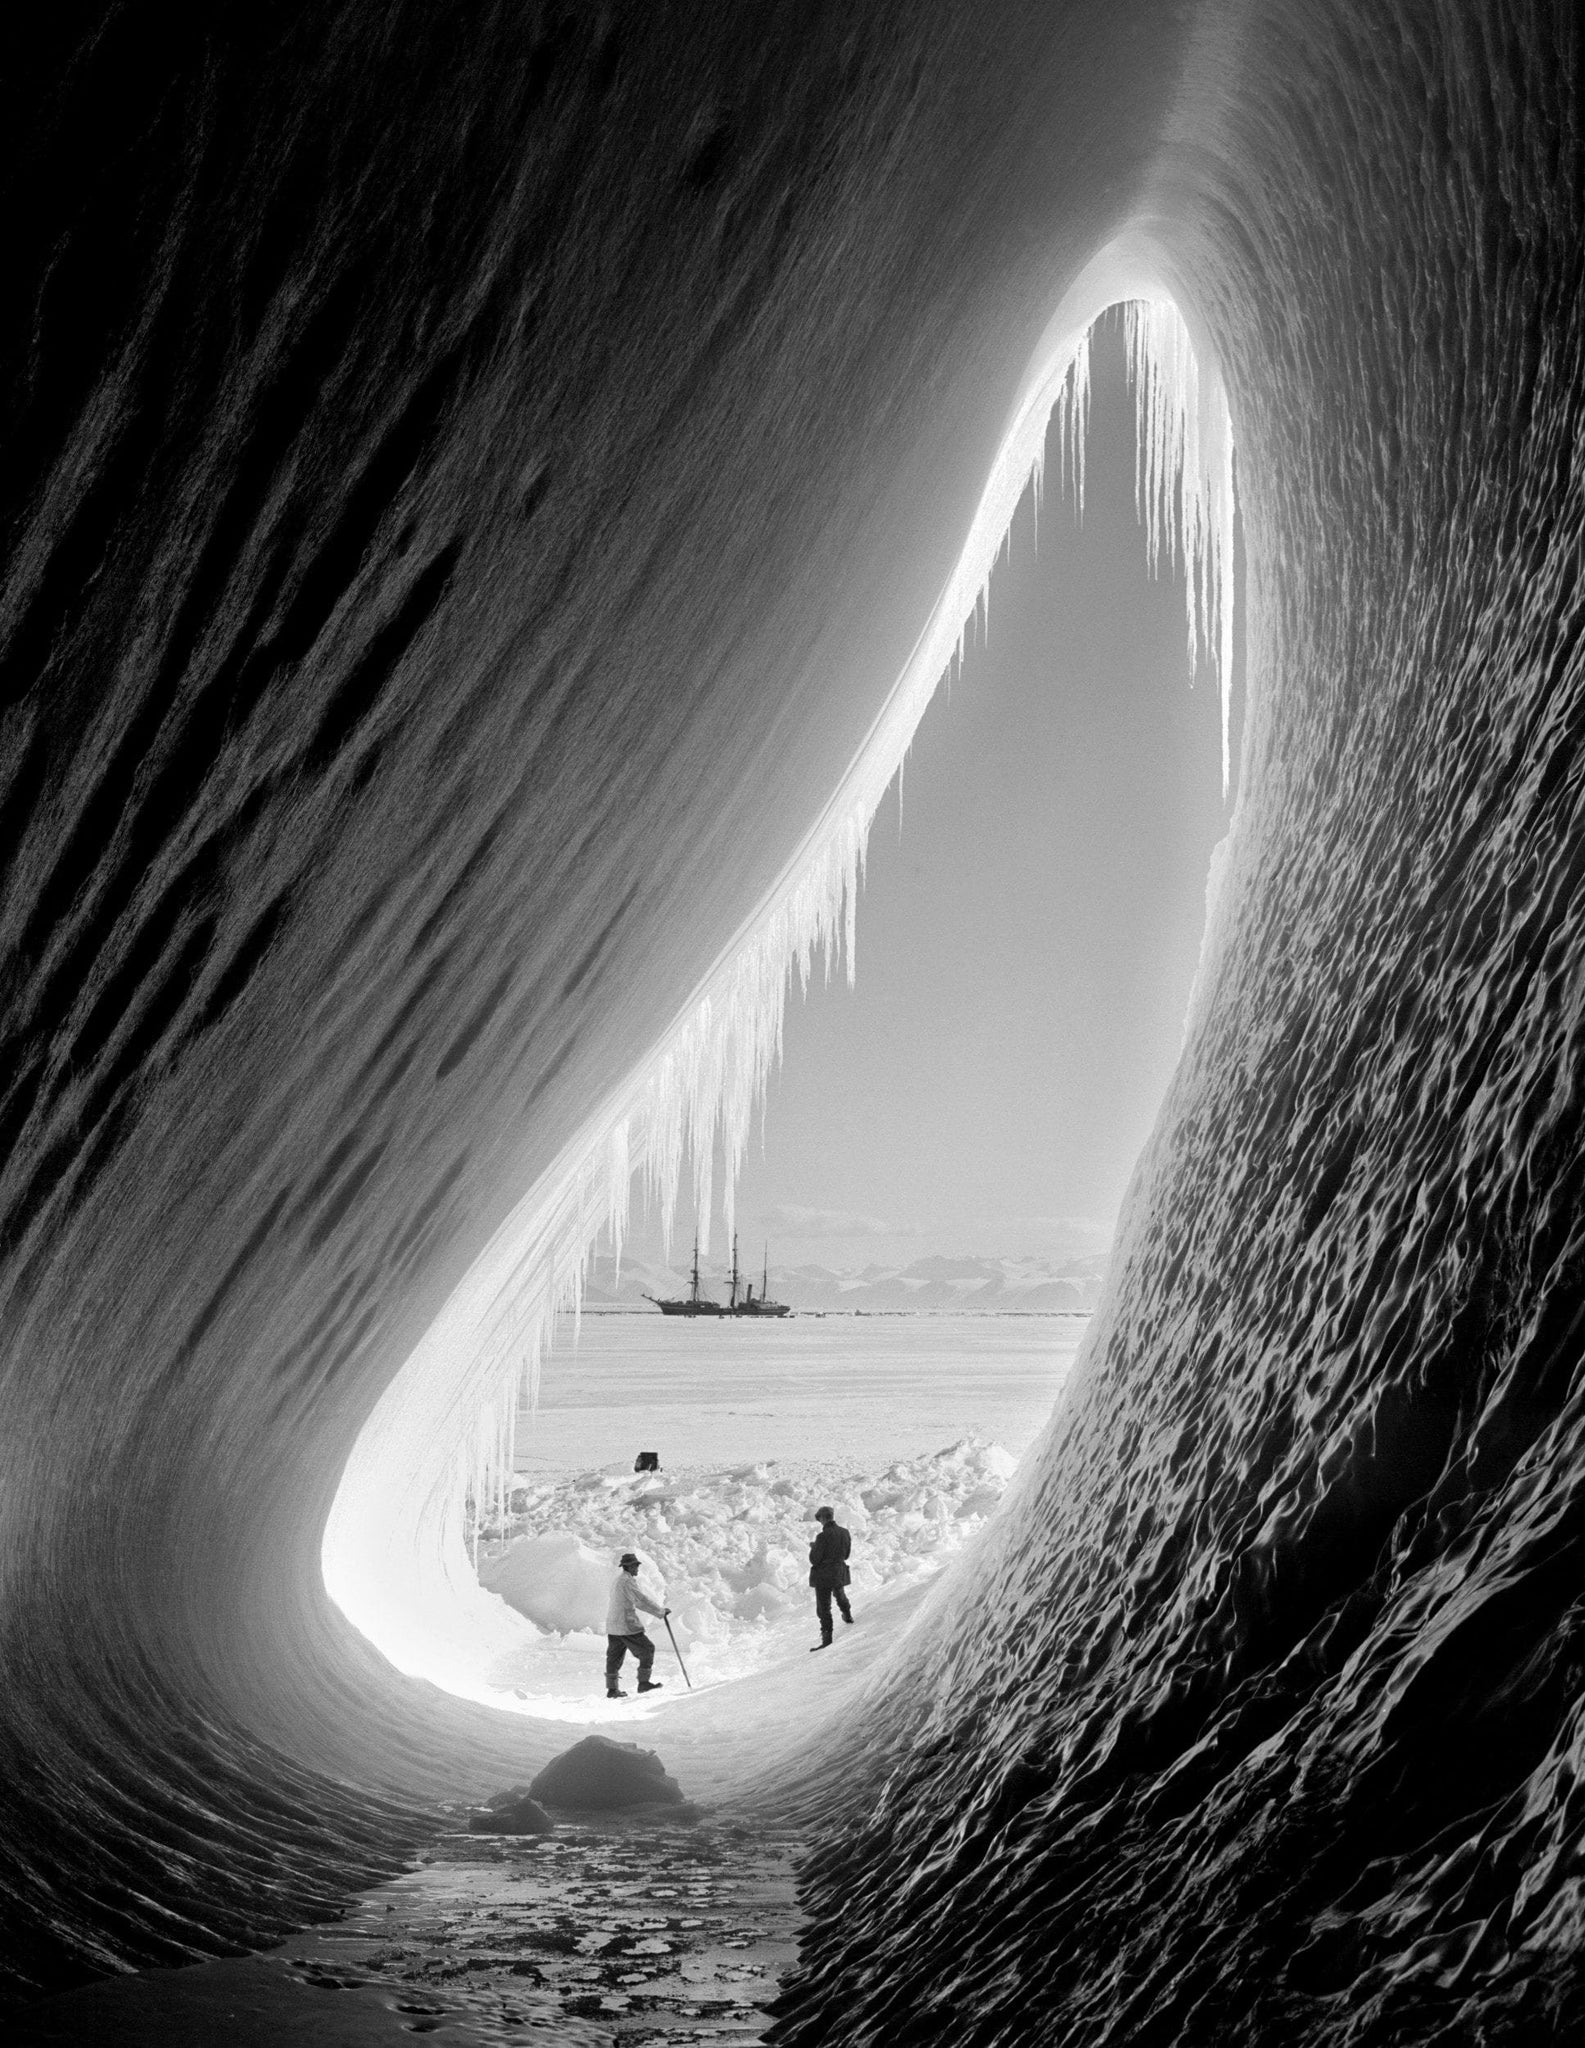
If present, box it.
[619,1551,641,1566]
[813,1505,834,1521]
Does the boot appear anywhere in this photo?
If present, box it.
[607,1686,627,1698]
[810,1635,833,1653]
[637,1679,663,1692]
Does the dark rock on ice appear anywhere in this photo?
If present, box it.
[466,1787,555,1835]
[529,1737,686,1813]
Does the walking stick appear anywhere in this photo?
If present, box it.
[663,1614,692,1690]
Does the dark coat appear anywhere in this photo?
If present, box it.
[808,1521,852,1589]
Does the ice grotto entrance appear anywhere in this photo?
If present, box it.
[471,307,1229,1718]
[321,243,1240,1767]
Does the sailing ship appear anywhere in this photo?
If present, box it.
[643,1236,793,1316]
[643,1237,722,1316]
[728,1236,792,1318]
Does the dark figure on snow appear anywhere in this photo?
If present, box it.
[606,1551,669,1697]
[634,1450,660,1473]
[808,1505,854,1650]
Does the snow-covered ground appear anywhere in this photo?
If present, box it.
[477,1436,1019,1703]
[511,1309,1085,1473]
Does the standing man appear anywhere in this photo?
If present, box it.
[605,1551,669,1698]
[808,1505,854,1651]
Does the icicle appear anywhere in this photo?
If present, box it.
[1051,327,1092,522]
[1122,300,1237,791]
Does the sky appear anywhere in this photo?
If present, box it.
[633,315,1230,1275]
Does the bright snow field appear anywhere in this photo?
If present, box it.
[476,1435,1020,1706]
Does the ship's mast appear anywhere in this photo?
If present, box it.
[763,1243,770,1301]
[727,1233,741,1311]
[689,1235,702,1307]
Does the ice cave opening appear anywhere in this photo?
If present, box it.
[320,237,1242,1778]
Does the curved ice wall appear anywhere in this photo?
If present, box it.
[3,4,1584,2044]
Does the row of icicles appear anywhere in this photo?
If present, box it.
[454,296,1238,1560]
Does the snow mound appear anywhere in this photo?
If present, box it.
[481,1531,632,1634]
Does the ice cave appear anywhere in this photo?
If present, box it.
[3,2,1584,2042]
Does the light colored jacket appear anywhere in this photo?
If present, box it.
[606,1570,665,1636]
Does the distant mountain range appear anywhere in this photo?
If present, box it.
[580,1249,1108,1314]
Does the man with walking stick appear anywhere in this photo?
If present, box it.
[605,1551,670,1698]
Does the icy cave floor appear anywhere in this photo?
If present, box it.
[9,1813,801,2046]
[10,1546,928,2041]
